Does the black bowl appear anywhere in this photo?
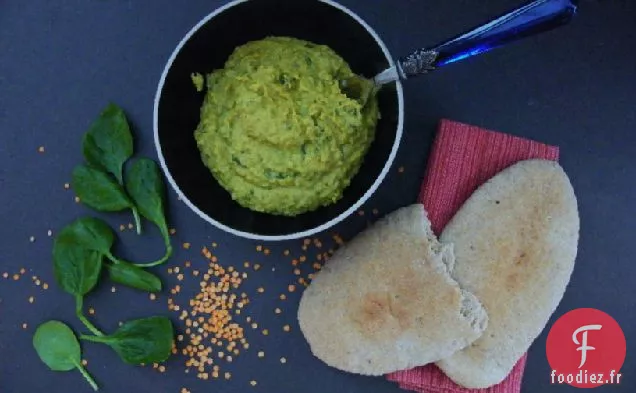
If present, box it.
[154,0,404,241]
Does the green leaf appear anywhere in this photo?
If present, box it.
[57,217,114,256]
[82,317,173,365]
[33,321,81,371]
[107,262,162,293]
[82,103,133,184]
[125,158,169,238]
[72,165,134,212]
[33,320,99,391]
[52,238,103,297]
[124,157,173,266]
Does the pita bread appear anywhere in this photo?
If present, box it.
[436,159,579,388]
[297,204,488,376]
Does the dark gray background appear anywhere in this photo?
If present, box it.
[1,1,634,392]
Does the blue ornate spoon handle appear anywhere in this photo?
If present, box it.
[396,0,578,80]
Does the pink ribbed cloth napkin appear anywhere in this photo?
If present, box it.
[385,118,560,393]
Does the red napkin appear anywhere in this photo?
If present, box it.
[386,119,559,393]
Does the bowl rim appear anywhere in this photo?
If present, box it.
[153,0,405,242]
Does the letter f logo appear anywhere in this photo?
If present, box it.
[572,324,602,368]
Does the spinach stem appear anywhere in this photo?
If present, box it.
[79,334,110,344]
[73,359,99,391]
[134,241,173,268]
[131,206,142,235]
[105,252,121,265]
[75,295,104,337]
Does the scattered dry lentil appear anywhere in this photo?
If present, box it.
[253,264,261,271]
[280,294,287,300]
[398,166,405,173]
[64,183,70,190]
[257,351,265,358]
[150,293,157,300]
[74,196,81,203]
[88,308,95,315]
[2,273,8,279]
[283,250,290,256]
[28,296,35,304]
[170,246,249,380]
[288,284,296,293]
[256,245,262,252]
[274,308,281,314]
[29,236,35,243]
[22,323,28,329]
[42,283,49,290]
[82,359,88,366]
[283,325,291,332]
[13,274,20,281]
[262,329,269,336]
[38,146,45,153]
[169,228,177,235]
[250,380,257,386]
[280,357,287,364]
[358,210,365,216]
[182,242,191,249]
[257,287,264,293]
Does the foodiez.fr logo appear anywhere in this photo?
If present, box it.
[546,308,626,388]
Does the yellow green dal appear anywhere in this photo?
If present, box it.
[194,36,379,216]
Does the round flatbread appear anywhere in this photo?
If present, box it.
[436,159,579,388]
[298,204,488,375]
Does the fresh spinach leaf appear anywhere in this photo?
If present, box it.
[82,317,173,365]
[52,238,103,297]
[33,321,99,391]
[125,158,169,237]
[125,157,173,267]
[57,217,114,256]
[52,236,105,336]
[107,261,162,293]
[72,165,142,233]
[82,103,133,185]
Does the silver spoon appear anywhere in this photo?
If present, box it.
[341,0,578,105]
